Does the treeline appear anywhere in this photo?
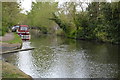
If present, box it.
[27,2,58,33]
[1,2,58,35]
[51,2,120,44]
[1,2,27,36]
[1,2,120,44]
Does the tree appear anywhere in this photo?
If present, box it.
[2,2,23,36]
[2,2,21,27]
[27,2,58,27]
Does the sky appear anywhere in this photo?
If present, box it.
[20,0,88,13]
[20,0,67,12]
[20,0,35,13]
[20,0,113,13]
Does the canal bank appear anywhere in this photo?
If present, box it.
[0,33,32,79]
[0,33,22,53]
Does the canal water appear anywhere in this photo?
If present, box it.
[3,34,119,78]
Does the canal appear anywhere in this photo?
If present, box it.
[3,34,119,78]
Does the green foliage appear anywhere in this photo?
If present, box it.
[3,33,22,44]
[94,24,108,41]
[40,27,48,34]
[2,1,119,44]
[52,2,120,44]
[51,9,76,36]
[0,27,8,36]
[27,2,58,33]
[2,2,27,36]
[56,29,65,36]
[2,2,21,27]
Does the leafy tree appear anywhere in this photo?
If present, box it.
[2,2,21,27]
[103,2,120,42]
[52,1,120,44]
[2,2,23,36]
[27,2,58,33]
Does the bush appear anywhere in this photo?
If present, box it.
[0,27,8,36]
[41,27,48,34]
[56,29,65,36]
[94,25,108,41]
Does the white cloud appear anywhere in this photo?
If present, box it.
[20,0,36,13]
[22,0,32,11]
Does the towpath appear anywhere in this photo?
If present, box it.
[0,33,21,53]
[0,33,14,41]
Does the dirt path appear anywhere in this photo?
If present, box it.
[0,33,14,41]
[0,33,22,53]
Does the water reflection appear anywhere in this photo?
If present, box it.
[3,35,119,78]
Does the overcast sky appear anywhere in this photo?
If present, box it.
[20,0,35,13]
[20,0,88,13]
[20,0,68,12]
[20,0,113,13]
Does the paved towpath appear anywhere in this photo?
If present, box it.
[0,33,21,53]
[0,33,14,41]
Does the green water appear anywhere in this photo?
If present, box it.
[3,34,119,78]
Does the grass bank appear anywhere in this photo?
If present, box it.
[1,33,33,79]
[3,33,22,44]
[1,60,32,79]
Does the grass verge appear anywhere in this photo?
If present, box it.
[1,60,32,79]
[3,33,22,44]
